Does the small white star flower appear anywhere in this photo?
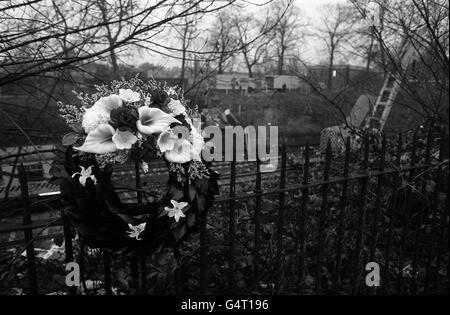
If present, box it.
[71,166,97,186]
[127,223,146,240]
[140,161,149,173]
[164,200,189,222]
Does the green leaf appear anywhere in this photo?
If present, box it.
[187,211,196,227]
[195,178,209,195]
[189,184,196,201]
[196,194,206,213]
[62,132,78,146]
[173,224,186,242]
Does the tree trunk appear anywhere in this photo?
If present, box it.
[243,51,253,78]
[366,27,375,73]
[278,48,285,75]
[110,48,119,79]
[327,48,334,91]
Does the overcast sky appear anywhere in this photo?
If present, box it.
[294,0,347,63]
[127,0,348,69]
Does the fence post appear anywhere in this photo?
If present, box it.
[253,130,262,286]
[424,127,446,293]
[18,164,38,295]
[369,137,387,260]
[298,143,310,292]
[411,127,432,293]
[228,135,237,292]
[315,139,332,294]
[397,130,418,293]
[275,138,287,289]
[366,136,387,295]
[384,133,403,292]
[434,174,449,291]
[199,208,208,294]
[333,137,351,293]
[351,135,370,294]
[434,129,449,291]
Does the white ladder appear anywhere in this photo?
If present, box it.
[364,41,419,132]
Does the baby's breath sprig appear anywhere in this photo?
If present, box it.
[95,150,129,168]
[57,101,84,125]
[169,162,186,183]
[188,161,210,181]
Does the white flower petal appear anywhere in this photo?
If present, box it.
[82,95,122,133]
[137,107,181,135]
[74,124,117,154]
[112,129,138,150]
[138,222,146,230]
[157,129,177,153]
[79,176,87,186]
[178,202,189,209]
[164,139,195,164]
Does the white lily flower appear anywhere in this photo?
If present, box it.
[157,129,178,153]
[127,223,146,240]
[167,98,186,116]
[71,165,97,186]
[164,200,189,222]
[165,139,199,164]
[157,125,203,163]
[74,124,137,154]
[82,95,122,133]
[119,89,141,103]
[136,107,181,136]
[191,125,205,155]
[74,124,115,154]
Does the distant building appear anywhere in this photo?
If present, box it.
[214,73,258,93]
[265,75,310,94]
[213,73,309,94]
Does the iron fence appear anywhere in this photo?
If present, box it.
[0,130,448,295]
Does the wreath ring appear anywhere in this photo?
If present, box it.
[55,78,219,256]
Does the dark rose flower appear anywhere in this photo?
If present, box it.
[110,107,138,131]
[150,89,169,106]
